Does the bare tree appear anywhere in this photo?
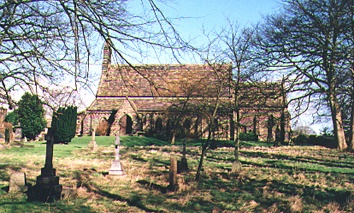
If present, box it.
[255,0,353,150]
[219,22,256,172]
[0,0,187,109]
[194,62,232,181]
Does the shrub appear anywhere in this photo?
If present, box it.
[4,111,19,126]
[239,132,258,141]
[308,135,337,148]
[294,134,308,145]
[51,106,77,143]
[96,118,109,136]
[17,93,46,140]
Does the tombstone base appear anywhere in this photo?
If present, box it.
[109,160,125,176]
[27,182,62,202]
[87,140,98,150]
[27,168,62,202]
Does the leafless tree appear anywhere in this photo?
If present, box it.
[255,0,353,150]
[0,0,188,109]
[219,22,257,172]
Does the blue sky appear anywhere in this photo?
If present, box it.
[162,0,282,46]
[86,0,327,133]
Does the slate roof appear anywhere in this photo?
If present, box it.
[87,63,286,112]
[96,64,232,98]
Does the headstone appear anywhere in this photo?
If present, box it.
[9,172,27,192]
[87,130,98,150]
[168,156,178,192]
[14,128,22,141]
[178,139,188,173]
[27,128,62,202]
[109,131,125,176]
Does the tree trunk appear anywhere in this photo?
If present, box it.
[350,67,354,151]
[195,140,209,181]
[329,92,348,150]
[232,109,242,173]
[168,156,178,192]
[350,92,354,151]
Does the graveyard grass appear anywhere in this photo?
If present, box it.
[0,136,353,213]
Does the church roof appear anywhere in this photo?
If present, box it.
[87,43,287,113]
[96,64,232,98]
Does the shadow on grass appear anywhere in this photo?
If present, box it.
[205,149,354,174]
[137,179,167,193]
[74,170,162,212]
[201,172,353,212]
[241,150,354,169]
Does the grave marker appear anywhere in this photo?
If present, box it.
[28,128,62,202]
[109,131,125,176]
[9,172,27,192]
[168,155,178,192]
[87,129,98,150]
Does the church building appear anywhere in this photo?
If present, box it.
[78,43,291,142]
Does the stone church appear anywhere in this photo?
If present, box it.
[78,43,291,142]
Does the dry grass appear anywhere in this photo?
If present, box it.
[0,138,353,212]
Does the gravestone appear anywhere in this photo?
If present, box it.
[109,131,125,176]
[178,139,189,173]
[87,130,98,150]
[168,156,178,192]
[9,172,27,192]
[27,128,62,202]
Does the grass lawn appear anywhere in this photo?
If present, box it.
[0,136,353,212]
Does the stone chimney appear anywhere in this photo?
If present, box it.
[102,40,112,75]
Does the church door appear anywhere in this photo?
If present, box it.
[120,115,133,135]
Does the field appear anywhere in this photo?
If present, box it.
[0,136,353,212]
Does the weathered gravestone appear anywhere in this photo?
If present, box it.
[168,155,178,192]
[87,129,98,150]
[109,131,125,176]
[27,128,62,202]
[177,139,189,173]
[9,172,27,193]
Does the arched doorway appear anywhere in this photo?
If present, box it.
[155,117,163,133]
[119,114,133,135]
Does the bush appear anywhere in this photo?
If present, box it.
[308,135,337,148]
[239,132,258,141]
[294,134,308,145]
[4,111,18,126]
[17,93,46,140]
[51,106,77,143]
[96,118,109,136]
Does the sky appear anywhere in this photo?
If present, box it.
[83,0,327,133]
[163,0,282,37]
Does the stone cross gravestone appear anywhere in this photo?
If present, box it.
[109,131,125,176]
[28,128,62,202]
[87,129,98,150]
